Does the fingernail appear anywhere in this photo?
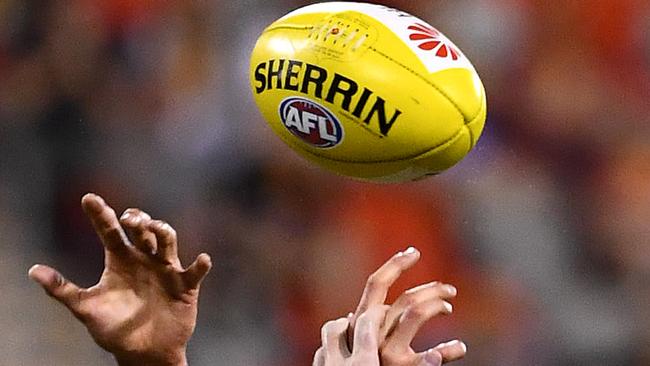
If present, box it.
[199,253,212,264]
[444,284,457,296]
[444,339,466,352]
[120,211,131,220]
[82,194,104,212]
[443,301,453,313]
[28,264,40,277]
[445,339,463,348]
[404,246,418,255]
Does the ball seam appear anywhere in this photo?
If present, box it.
[368,46,483,124]
[264,24,314,32]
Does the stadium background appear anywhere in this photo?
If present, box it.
[1,0,649,365]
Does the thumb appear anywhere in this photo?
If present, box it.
[28,264,83,314]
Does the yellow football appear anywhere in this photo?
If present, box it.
[250,2,486,182]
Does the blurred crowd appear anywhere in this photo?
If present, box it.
[1,0,649,365]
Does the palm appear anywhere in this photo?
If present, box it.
[80,261,194,354]
[29,194,211,364]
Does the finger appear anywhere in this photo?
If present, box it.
[349,247,420,347]
[352,304,388,356]
[120,208,157,254]
[28,264,83,315]
[148,220,179,265]
[182,253,212,289]
[384,298,453,353]
[383,282,457,340]
[416,349,444,366]
[312,347,325,366]
[356,247,421,315]
[321,318,350,361]
[81,193,129,255]
[433,340,467,363]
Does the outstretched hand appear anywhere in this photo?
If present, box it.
[28,194,212,366]
[351,248,466,366]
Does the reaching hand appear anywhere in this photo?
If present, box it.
[313,305,389,366]
[350,247,466,366]
[28,194,212,366]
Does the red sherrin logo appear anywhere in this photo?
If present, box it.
[279,97,343,149]
[408,23,460,61]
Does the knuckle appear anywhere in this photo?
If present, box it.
[159,221,176,237]
[403,304,428,320]
[398,292,417,307]
[104,225,122,239]
[404,300,452,321]
[143,238,157,249]
[165,229,177,241]
[324,318,348,335]
[363,304,385,317]
[390,253,410,268]
[322,320,337,332]
[335,317,349,327]
[137,210,151,220]
[366,273,386,290]
[124,207,140,215]
[356,311,369,325]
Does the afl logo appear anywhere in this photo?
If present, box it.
[279,97,344,148]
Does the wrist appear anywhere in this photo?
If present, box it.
[114,348,188,366]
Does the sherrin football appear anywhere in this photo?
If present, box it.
[250,2,486,182]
